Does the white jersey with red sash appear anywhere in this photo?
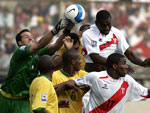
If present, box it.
[81,24,129,63]
[75,71,148,113]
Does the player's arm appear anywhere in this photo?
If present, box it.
[125,47,150,67]
[90,53,106,64]
[29,19,72,54]
[54,80,79,96]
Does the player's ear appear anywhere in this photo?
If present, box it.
[18,41,23,46]
[72,59,75,65]
[113,64,117,70]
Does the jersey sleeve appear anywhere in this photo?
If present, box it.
[82,32,100,55]
[31,80,51,111]
[75,72,94,86]
[37,45,49,56]
[126,75,148,102]
[115,29,129,54]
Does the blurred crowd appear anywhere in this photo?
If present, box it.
[0,1,150,83]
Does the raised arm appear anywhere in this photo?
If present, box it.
[29,19,70,53]
[125,47,150,67]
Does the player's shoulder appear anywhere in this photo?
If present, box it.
[33,76,51,85]
[111,26,122,35]
[53,70,60,76]
[87,71,107,79]
[82,24,97,38]
[124,74,135,83]
[76,70,88,76]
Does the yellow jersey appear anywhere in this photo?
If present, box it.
[56,43,85,70]
[52,69,87,113]
[30,75,58,113]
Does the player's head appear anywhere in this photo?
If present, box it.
[68,33,80,51]
[95,10,112,35]
[78,24,90,37]
[16,29,35,46]
[62,49,81,71]
[106,53,128,77]
[37,55,55,74]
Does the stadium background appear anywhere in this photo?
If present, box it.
[0,0,150,112]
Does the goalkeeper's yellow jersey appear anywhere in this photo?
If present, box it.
[30,75,58,113]
[52,69,87,113]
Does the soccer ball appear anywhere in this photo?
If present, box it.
[64,4,85,24]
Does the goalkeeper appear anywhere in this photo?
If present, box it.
[0,19,74,113]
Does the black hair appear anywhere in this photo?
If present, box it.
[79,24,90,32]
[37,55,55,74]
[96,10,111,21]
[68,32,80,45]
[62,49,79,66]
[16,29,29,46]
[106,53,125,69]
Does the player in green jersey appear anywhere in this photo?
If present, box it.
[0,19,74,113]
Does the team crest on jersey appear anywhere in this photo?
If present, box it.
[19,46,26,51]
[91,40,97,47]
[41,93,47,102]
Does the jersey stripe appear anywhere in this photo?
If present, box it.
[90,81,129,113]
[99,34,118,51]
[99,76,109,79]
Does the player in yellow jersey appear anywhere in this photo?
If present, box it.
[54,24,90,70]
[54,33,80,70]
[52,49,88,113]
[78,24,90,70]
[30,55,70,113]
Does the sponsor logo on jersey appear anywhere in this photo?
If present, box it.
[91,40,97,47]
[19,46,26,51]
[41,93,47,102]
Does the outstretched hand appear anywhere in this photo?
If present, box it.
[51,19,74,35]
[63,36,74,49]
[58,99,70,108]
[143,58,150,67]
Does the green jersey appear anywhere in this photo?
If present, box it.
[1,45,49,98]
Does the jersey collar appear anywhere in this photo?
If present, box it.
[40,75,52,82]
[60,69,75,77]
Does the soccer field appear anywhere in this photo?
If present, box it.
[124,99,150,113]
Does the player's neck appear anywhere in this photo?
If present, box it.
[62,67,75,77]
[42,71,53,80]
[107,69,119,79]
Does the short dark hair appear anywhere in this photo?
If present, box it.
[96,10,111,21]
[16,29,29,46]
[62,49,79,66]
[37,55,55,74]
[79,24,90,32]
[68,33,80,45]
[106,53,125,68]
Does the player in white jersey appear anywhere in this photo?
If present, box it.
[66,53,150,113]
[82,10,150,72]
